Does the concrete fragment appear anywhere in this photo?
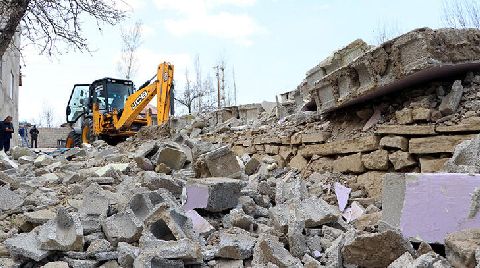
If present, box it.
[0,186,23,211]
[86,239,111,254]
[117,242,140,268]
[95,163,129,177]
[18,155,35,164]
[133,253,186,267]
[252,234,303,268]
[203,146,242,178]
[216,228,256,260]
[411,252,452,267]
[342,230,413,268]
[25,209,56,224]
[141,172,184,196]
[410,134,476,154]
[269,204,289,233]
[440,80,463,115]
[387,252,414,268]
[137,239,202,261]
[38,208,84,251]
[354,211,382,231]
[244,157,260,175]
[42,261,69,268]
[11,146,34,160]
[184,178,243,212]
[156,146,187,170]
[34,154,54,167]
[135,157,154,171]
[102,210,143,244]
[389,151,416,170]
[301,196,340,227]
[186,209,214,235]
[4,231,50,261]
[362,149,389,170]
[301,131,330,143]
[214,259,244,268]
[382,173,480,243]
[333,153,365,173]
[444,134,480,173]
[445,228,480,268]
[342,201,365,223]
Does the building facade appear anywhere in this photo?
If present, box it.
[0,32,20,146]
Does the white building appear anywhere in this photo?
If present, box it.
[0,32,20,146]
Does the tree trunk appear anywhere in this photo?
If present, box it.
[0,0,30,58]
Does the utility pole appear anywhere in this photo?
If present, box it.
[214,66,221,109]
[214,63,225,109]
[232,66,237,106]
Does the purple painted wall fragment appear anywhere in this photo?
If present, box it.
[382,173,480,244]
[183,185,209,211]
[334,182,351,212]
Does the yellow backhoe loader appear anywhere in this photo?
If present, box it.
[65,62,174,147]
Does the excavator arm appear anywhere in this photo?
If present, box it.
[114,62,174,130]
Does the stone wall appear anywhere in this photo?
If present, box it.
[36,127,71,148]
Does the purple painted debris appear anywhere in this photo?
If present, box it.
[183,185,209,211]
[342,201,365,223]
[334,182,351,212]
[185,210,214,234]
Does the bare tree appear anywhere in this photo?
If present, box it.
[373,20,402,45]
[117,20,143,80]
[0,0,126,58]
[40,104,55,128]
[442,0,480,28]
[175,68,210,114]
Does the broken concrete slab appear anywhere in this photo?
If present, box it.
[445,228,480,268]
[95,163,130,177]
[141,172,184,197]
[186,209,214,235]
[342,230,414,268]
[444,134,480,173]
[25,209,56,224]
[380,135,409,151]
[117,242,140,268]
[137,238,202,261]
[38,208,84,251]
[311,28,480,113]
[382,173,480,243]
[4,230,50,262]
[376,125,436,135]
[184,178,243,212]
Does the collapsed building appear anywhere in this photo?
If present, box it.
[1,27,480,267]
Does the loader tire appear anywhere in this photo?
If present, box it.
[81,118,97,145]
[66,131,81,148]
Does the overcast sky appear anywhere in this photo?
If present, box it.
[19,0,446,125]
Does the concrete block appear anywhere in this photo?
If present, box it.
[102,210,143,244]
[382,173,480,243]
[38,208,84,251]
[204,146,242,178]
[389,151,417,170]
[34,154,54,167]
[216,228,257,260]
[299,135,379,157]
[409,135,476,154]
[301,131,330,143]
[117,242,140,268]
[333,153,365,174]
[25,209,56,224]
[4,231,50,261]
[42,261,69,268]
[445,228,480,268]
[440,80,463,115]
[444,134,480,173]
[412,107,432,122]
[133,254,185,268]
[156,146,187,170]
[300,197,339,227]
[288,154,308,170]
[10,146,34,160]
[134,157,154,171]
[136,239,202,262]
[362,149,389,170]
[342,230,414,268]
[141,172,184,197]
[244,157,260,175]
[380,136,409,151]
[184,178,243,212]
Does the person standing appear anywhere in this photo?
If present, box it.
[30,125,39,148]
[0,116,14,153]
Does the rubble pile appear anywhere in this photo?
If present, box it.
[1,27,480,267]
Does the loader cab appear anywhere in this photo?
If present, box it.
[90,78,134,113]
[66,84,90,124]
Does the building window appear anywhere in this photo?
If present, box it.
[9,71,14,99]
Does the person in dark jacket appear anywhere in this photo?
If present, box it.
[30,125,39,148]
[0,116,14,153]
